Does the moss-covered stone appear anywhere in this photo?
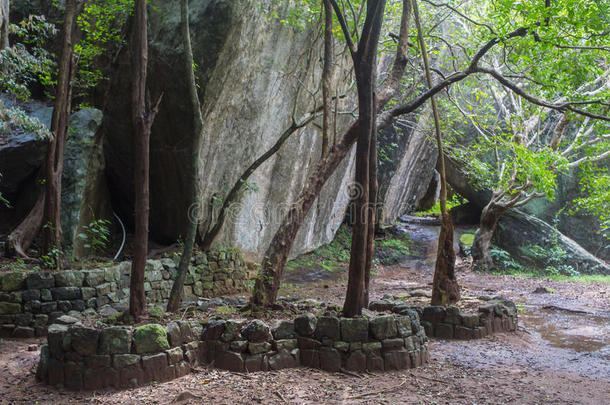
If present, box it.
[133,324,170,354]
[2,272,28,292]
[99,326,132,354]
[0,302,21,315]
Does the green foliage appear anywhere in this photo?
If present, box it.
[375,234,412,265]
[414,194,465,217]
[286,225,352,273]
[149,305,165,321]
[0,15,56,100]
[0,101,51,138]
[73,0,133,99]
[215,305,237,317]
[40,247,62,269]
[77,218,111,255]
[573,168,610,242]
[521,243,579,277]
[489,246,524,273]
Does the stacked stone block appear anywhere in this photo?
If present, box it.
[0,251,251,338]
[37,313,430,390]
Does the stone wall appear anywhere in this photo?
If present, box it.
[369,299,518,340]
[37,313,430,390]
[0,250,251,338]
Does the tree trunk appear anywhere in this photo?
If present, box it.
[0,0,9,49]
[413,0,459,306]
[5,192,44,258]
[363,116,378,308]
[321,0,333,159]
[472,202,505,272]
[41,0,81,265]
[251,121,360,307]
[167,0,203,313]
[342,0,386,318]
[130,0,160,321]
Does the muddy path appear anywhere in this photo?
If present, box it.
[1,219,609,404]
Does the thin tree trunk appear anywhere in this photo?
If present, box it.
[363,113,378,308]
[130,0,161,321]
[321,0,333,159]
[342,0,386,318]
[41,0,82,265]
[0,0,9,49]
[167,0,203,313]
[472,202,505,271]
[413,0,459,306]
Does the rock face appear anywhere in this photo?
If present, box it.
[377,110,438,226]
[0,96,102,248]
[101,0,355,259]
[495,210,610,275]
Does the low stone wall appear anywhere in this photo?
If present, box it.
[369,299,518,339]
[37,313,430,390]
[0,250,251,338]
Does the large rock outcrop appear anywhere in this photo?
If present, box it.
[377,109,438,226]
[101,0,355,259]
[496,210,610,275]
[0,95,102,248]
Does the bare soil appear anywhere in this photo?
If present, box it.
[1,257,609,405]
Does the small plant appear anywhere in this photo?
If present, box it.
[489,246,524,272]
[41,247,62,269]
[77,218,111,255]
[215,306,236,317]
[149,305,165,320]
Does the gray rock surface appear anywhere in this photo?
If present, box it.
[100,0,355,259]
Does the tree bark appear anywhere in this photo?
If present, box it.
[472,201,505,271]
[363,113,378,308]
[342,0,386,318]
[130,0,161,321]
[0,0,9,49]
[41,0,82,265]
[412,0,459,306]
[167,0,203,313]
[5,192,44,258]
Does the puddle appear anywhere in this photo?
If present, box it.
[520,305,610,353]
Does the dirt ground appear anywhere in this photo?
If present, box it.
[1,258,609,405]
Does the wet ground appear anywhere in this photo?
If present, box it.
[0,219,608,404]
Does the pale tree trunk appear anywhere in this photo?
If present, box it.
[41,0,82,266]
[472,201,506,272]
[130,0,161,321]
[0,0,9,49]
[413,0,459,306]
[167,0,203,313]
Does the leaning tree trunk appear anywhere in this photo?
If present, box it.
[472,202,505,272]
[0,0,9,49]
[251,122,360,307]
[5,193,44,258]
[130,0,161,321]
[413,0,459,306]
[167,0,203,313]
